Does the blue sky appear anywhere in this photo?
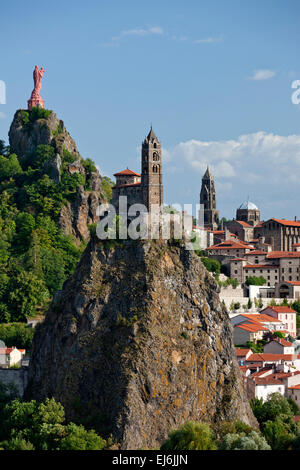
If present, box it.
[1,0,300,220]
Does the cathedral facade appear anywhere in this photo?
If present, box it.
[200,167,219,230]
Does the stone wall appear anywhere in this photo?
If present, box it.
[220,286,245,298]
[0,367,28,397]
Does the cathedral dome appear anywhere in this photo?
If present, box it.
[238,201,259,210]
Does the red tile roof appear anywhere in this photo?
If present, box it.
[289,384,300,390]
[244,264,278,269]
[261,306,296,314]
[266,251,300,259]
[114,169,141,177]
[286,281,300,286]
[253,377,284,385]
[271,371,300,379]
[235,220,252,228]
[239,314,282,323]
[207,240,253,251]
[236,323,268,333]
[236,348,251,357]
[247,353,300,362]
[271,218,300,227]
[0,348,13,355]
[278,338,293,347]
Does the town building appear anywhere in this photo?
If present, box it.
[260,306,297,338]
[0,346,25,368]
[254,218,300,252]
[288,384,300,409]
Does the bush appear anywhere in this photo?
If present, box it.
[212,420,255,444]
[201,257,221,277]
[219,430,271,450]
[160,421,218,450]
[245,276,266,286]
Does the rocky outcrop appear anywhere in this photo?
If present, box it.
[8,109,106,242]
[43,154,62,183]
[27,237,257,449]
[8,110,79,160]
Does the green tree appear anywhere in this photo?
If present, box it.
[0,154,22,182]
[160,421,217,450]
[251,393,293,426]
[0,323,34,350]
[262,420,294,450]
[7,269,49,321]
[59,423,106,450]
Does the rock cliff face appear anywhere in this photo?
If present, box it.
[27,237,257,449]
[8,109,106,242]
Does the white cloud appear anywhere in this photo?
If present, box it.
[194,36,223,44]
[148,26,164,35]
[121,26,163,37]
[165,131,300,184]
[163,131,300,218]
[248,69,276,80]
[102,26,164,47]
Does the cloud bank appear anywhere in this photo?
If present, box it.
[163,132,300,218]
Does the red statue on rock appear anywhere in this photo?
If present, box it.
[27,65,46,111]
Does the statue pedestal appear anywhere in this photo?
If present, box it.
[27,96,45,111]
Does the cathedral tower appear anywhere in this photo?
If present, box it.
[141,127,163,213]
[200,166,219,230]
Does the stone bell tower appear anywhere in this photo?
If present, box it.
[141,126,163,213]
[200,166,219,230]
